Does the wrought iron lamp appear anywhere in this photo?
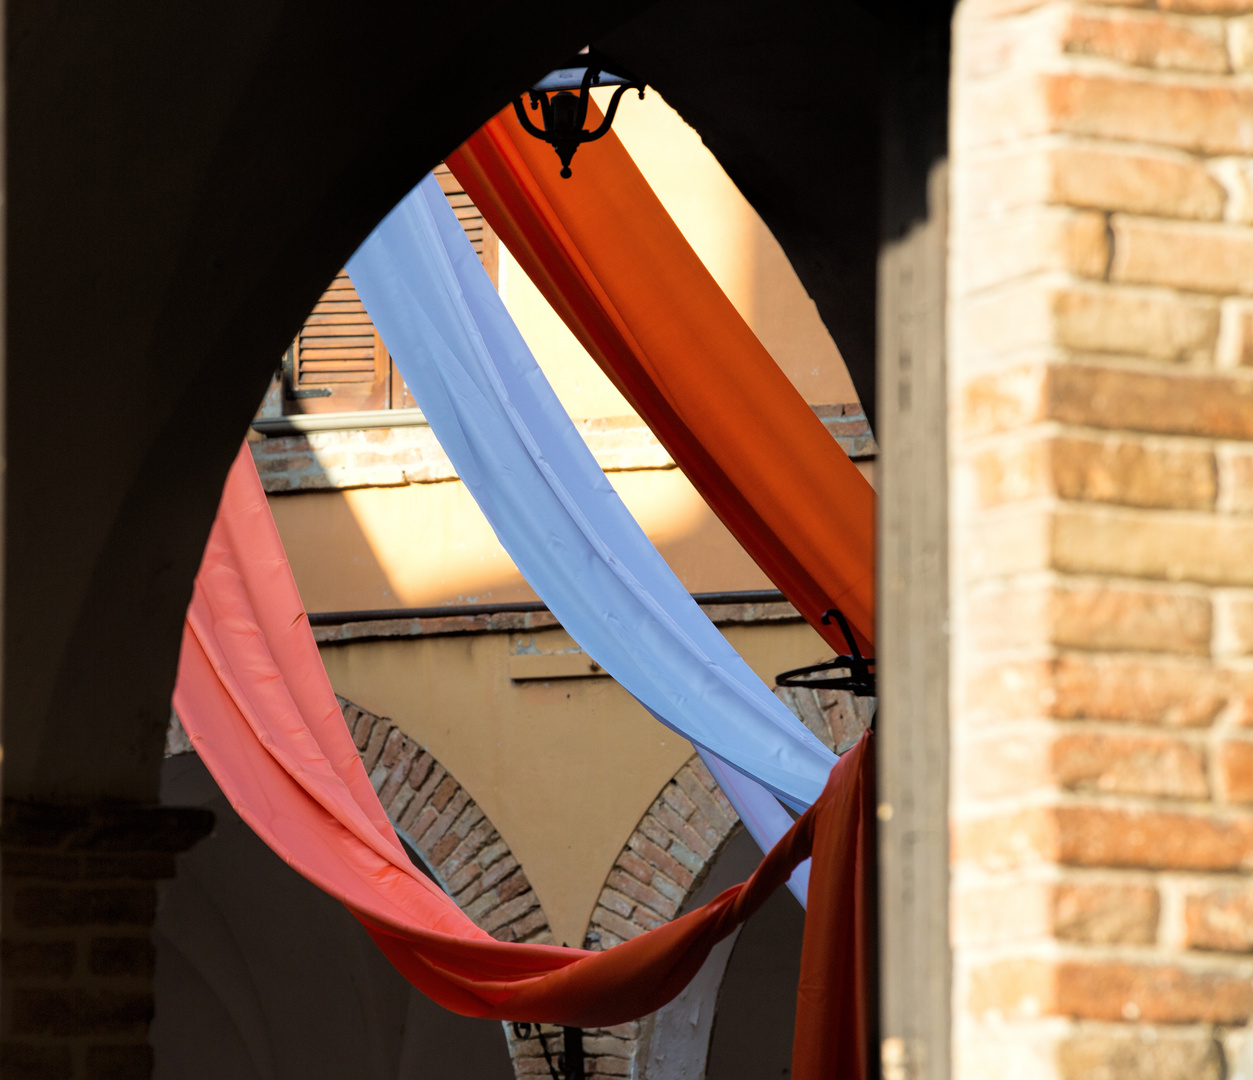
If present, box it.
[513,48,645,178]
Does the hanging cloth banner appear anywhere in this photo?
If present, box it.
[446,103,877,656]
[172,445,871,1080]
[347,176,836,828]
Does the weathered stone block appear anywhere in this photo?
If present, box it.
[962,729,1209,799]
[1059,8,1229,73]
[11,988,154,1038]
[960,363,1253,439]
[967,143,1226,222]
[961,73,1253,157]
[966,581,1212,654]
[957,208,1109,293]
[1050,504,1253,586]
[955,804,1253,871]
[0,1043,73,1080]
[969,957,1253,1024]
[13,886,156,930]
[1216,590,1253,654]
[87,937,154,978]
[1,941,77,980]
[1186,883,1253,950]
[1057,1028,1224,1080]
[85,1044,154,1080]
[955,880,1160,945]
[962,653,1231,727]
[1220,740,1253,803]
[962,282,1219,360]
[1111,216,1253,296]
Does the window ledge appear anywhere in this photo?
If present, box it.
[250,404,876,494]
[251,408,428,437]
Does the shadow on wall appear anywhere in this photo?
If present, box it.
[265,469,776,614]
[153,754,513,1080]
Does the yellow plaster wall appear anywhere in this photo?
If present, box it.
[272,468,774,613]
[319,618,831,947]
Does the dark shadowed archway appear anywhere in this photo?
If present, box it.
[5,2,952,1075]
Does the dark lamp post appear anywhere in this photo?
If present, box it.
[512,48,645,178]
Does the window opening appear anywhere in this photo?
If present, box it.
[280,164,497,416]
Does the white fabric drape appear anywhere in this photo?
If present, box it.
[348,176,838,899]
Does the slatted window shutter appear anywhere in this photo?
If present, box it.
[282,168,498,415]
[283,271,390,414]
[434,163,499,288]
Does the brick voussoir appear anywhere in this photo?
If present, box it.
[626,835,695,890]
[336,697,558,980]
[438,820,496,879]
[674,769,737,835]
[592,907,648,942]
[478,893,541,936]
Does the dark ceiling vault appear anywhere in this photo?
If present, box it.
[6,0,654,801]
[7,0,895,803]
[599,0,886,428]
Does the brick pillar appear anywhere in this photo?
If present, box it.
[1,800,213,1080]
[950,2,1253,1077]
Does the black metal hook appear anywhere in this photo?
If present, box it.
[510,1021,585,1080]
[774,608,876,698]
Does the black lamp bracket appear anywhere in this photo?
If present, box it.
[512,48,645,178]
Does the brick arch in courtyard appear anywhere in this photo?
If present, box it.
[335,696,566,1080]
[336,695,553,947]
[565,686,868,1080]
[163,687,866,1080]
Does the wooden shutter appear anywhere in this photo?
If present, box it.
[283,270,389,414]
[434,163,499,287]
[283,172,497,416]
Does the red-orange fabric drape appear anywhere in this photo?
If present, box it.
[172,446,870,1078]
[447,106,877,654]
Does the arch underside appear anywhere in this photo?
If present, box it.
[7,0,888,809]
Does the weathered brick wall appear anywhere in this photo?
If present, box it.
[1,801,212,1080]
[951,2,1253,1076]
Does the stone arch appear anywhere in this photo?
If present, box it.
[572,686,870,1079]
[168,700,553,1079]
[583,683,865,956]
[337,697,564,1080]
[570,754,743,1079]
[589,755,740,950]
[337,696,553,947]
[166,685,869,1079]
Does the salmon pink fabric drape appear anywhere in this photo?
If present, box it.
[447,105,877,654]
[173,446,869,1077]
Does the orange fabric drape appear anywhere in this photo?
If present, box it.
[447,106,877,653]
[173,446,869,1077]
